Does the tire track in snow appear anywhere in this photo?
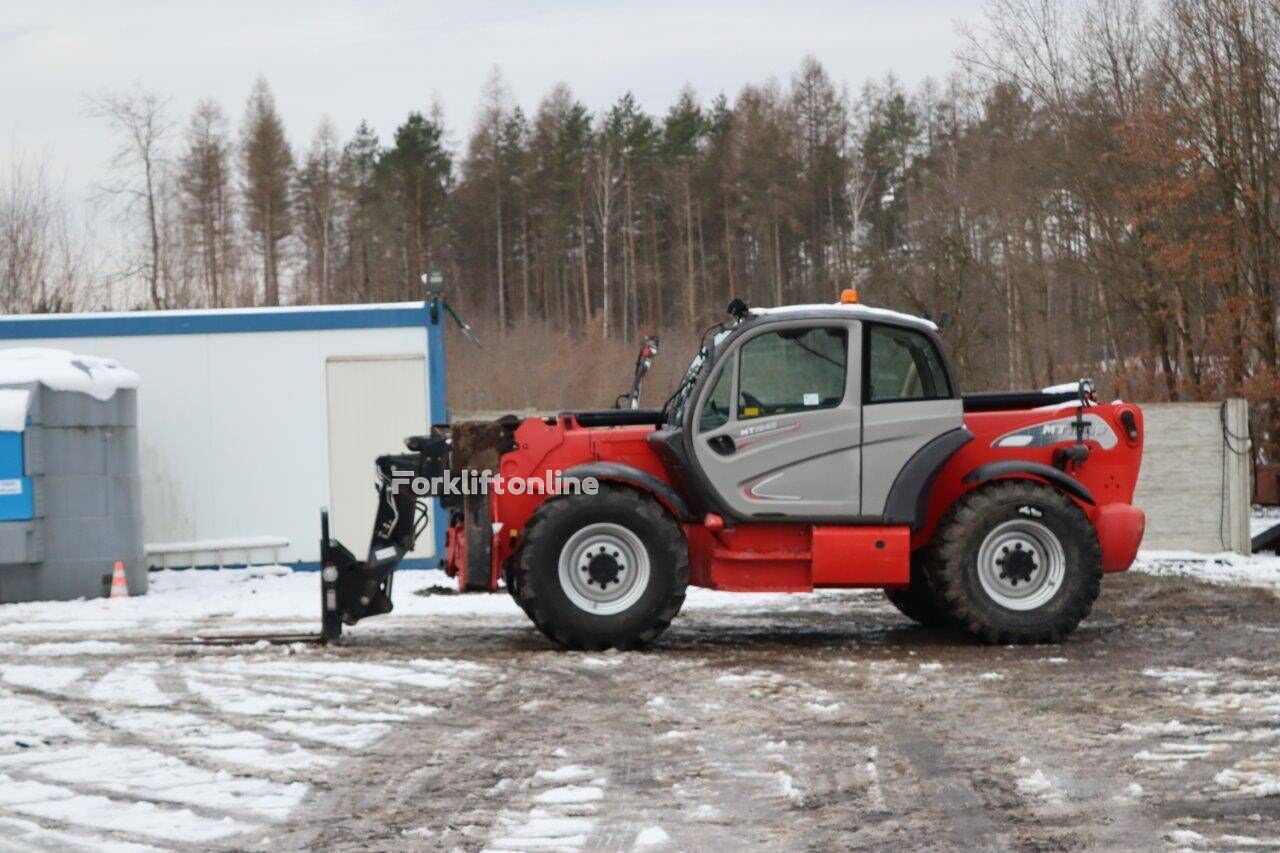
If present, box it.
[0,647,488,850]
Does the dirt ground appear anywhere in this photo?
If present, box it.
[4,571,1280,852]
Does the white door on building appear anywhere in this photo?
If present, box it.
[324,354,434,561]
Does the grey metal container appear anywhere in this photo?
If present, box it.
[0,381,145,603]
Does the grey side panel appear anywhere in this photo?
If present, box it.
[0,520,43,564]
[564,462,692,521]
[23,427,44,475]
[883,427,974,528]
[961,461,1096,505]
[861,398,964,515]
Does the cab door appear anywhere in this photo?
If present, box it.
[691,319,862,519]
[859,322,964,514]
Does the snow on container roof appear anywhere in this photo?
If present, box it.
[0,347,140,402]
[0,388,31,432]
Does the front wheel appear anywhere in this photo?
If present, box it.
[512,486,690,650]
[926,480,1102,644]
[883,554,951,627]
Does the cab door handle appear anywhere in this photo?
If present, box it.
[708,435,736,456]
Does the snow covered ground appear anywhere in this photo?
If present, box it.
[0,568,860,851]
[1133,504,1280,588]
[0,549,1277,850]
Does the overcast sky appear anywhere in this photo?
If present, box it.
[3,0,988,209]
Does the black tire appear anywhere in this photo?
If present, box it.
[883,553,950,627]
[502,561,531,617]
[513,485,690,650]
[926,480,1102,644]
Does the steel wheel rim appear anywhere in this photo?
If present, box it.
[557,522,651,615]
[976,516,1066,611]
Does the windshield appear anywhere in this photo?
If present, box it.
[665,328,733,426]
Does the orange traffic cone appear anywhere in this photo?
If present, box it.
[109,561,129,599]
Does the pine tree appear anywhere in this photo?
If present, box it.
[380,111,452,297]
[179,99,234,307]
[241,77,294,305]
[297,119,342,304]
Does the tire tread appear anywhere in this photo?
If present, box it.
[512,485,690,650]
[926,480,1102,644]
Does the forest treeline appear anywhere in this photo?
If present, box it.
[3,0,1280,445]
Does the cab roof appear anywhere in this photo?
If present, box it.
[748,302,938,332]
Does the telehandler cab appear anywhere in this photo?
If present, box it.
[310,292,1146,650]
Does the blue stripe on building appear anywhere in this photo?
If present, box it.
[0,304,431,339]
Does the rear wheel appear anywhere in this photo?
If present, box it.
[883,554,950,627]
[926,480,1102,644]
[513,486,689,650]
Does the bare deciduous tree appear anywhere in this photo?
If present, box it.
[589,123,622,337]
[89,87,174,309]
[0,152,93,313]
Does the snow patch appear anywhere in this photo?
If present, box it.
[1014,759,1061,802]
[1016,768,1058,799]
[534,765,598,785]
[634,825,670,847]
[91,662,173,707]
[775,770,802,802]
[1109,720,1222,740]
[0,773,252,842]
[0,743,306,818]
[865,746,887,811]
[534,784,604,805]
[107,709,331,771]
[1134,742,1225,766]
[806,701,842,714]
[1215,748,1280,798]
[575,656,622,668]
[2,664,85,693]
[266,720,391,749]
[1142,667,1218,684]
[9,640,131,656]
[0,688,85,747]
[0,347,139,401]
[1134,550,1280,589]
[0,388,31,431]
[0,815,164,853]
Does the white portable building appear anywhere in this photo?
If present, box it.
[0,302,448,568]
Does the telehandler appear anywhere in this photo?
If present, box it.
[312,291,1145,650]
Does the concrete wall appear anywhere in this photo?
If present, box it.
[1132,400,1251,554]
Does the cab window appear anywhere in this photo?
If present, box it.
[736,327,847,420]
[866,324,952,403]
[699,365,732,432]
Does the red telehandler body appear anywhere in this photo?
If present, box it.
[314,294,1146,649]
